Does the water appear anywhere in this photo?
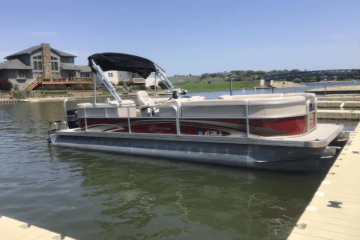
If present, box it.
[0,85,357,240]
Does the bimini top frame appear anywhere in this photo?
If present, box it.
[88,53,177,105]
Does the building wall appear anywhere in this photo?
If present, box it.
[3,70,33,90]
[61,70,80,80]
[80,72,95,80]
[60,56,75,63]
[105,71,121,85]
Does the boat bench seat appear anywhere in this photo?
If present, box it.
[154,96,206,117]
[181,99,248,117]
[76,102,136,118]
[181,96,307,117]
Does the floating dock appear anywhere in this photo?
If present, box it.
[0,216,76,240]
[288,121,360,240]
[306,85,360,94]
[0,99,20,104]
[317,110,360,120]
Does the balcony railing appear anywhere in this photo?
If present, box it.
[132,78,146,84]
[34,76,93,82]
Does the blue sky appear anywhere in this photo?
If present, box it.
[0,0,359,76]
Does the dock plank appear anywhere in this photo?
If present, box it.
[287,121,360,239]
[0,216,76,240]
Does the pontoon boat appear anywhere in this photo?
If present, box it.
[48,53,348,172]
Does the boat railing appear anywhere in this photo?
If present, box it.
[78,97,317,138]
[48,120,67,134]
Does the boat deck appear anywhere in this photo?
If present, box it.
[57,123,343,148]
[287,121,360,240]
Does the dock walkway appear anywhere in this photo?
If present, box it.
[0,216,76,240]
[288,121,360,240]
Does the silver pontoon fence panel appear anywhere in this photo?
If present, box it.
[154,63,175,92]
[91,60,123,104]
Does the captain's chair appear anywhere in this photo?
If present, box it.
[136,91,157,116]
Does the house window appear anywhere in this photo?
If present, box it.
[108,73,113,77]
[33,61,43,70]
[51,57,58,60]
[18,70,26,79]
[51,62,58,71]
[132,73,140,78]
[85,73,90,77]
[33,55,42,60]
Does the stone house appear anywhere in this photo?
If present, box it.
[0,43,94,90]
[0,43,161,90]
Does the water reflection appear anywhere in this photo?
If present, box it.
[0,92,355,240]
[55,148,325,240]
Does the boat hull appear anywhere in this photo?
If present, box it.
[50,124,344,172]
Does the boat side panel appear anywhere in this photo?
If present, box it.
[78,116,309,137]
[53,135,332,171]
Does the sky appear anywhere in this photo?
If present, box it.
[0,0,359,76]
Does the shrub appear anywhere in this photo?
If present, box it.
[83,84,94,90]
[117,81,124,86]
[72,84,84,90]
[131,85,141,90]
[0,78,13,91]
[293,78,302,83]
[42,84,55,90]
[55,84,67,90]
[158,81,167,89]
[13,90,23,99]
[125,81,134,86]
[14,84,19,91]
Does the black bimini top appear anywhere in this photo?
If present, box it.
[88,53,157,79]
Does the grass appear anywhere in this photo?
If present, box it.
[43,90,68,94]
[181,81,255,92]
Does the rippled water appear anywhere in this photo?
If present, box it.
[0,97,355,240]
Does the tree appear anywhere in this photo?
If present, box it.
[0,78,13,91]
[293,78,302,83]
[200,73,210,80]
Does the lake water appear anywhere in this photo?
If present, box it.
[0,83,358,240]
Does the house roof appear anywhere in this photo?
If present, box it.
[60,63,80,71]
[5,45,77,59]
[0,59,32,70]
[77,65,92,73]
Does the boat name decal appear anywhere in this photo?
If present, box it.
[149,125,171,132]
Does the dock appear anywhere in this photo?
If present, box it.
[0,216,76,240]
[0,99,21,104]
[306,85,360,94]
[317,110,360,120]
[287,121,360,240]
